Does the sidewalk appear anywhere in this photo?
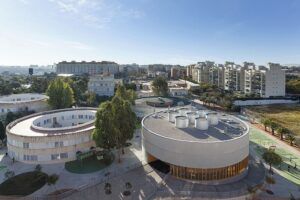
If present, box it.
[252,123,300,155]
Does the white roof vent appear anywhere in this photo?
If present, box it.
[186,111,198,125]
[178,108,190,116]
[168,110,179,123]
[206,112,219,125]
[175,116,189,128]
[195,116,209,130]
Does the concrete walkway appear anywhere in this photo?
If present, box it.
[63,164,165,200]
[152,157,265,200]
[237,114,300,199]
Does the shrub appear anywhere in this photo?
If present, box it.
[35,164,42,172]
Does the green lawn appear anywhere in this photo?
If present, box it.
[250,128,300,185]
[0,171,47,196]
[65,154,113,174]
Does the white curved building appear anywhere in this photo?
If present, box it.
[142,108,249,184]
[6,108,97,164]
[0,93,49,115]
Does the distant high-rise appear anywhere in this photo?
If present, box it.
[191,61,286,98]
[56,61,119,75]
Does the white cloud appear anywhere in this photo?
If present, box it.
[49,0,144,29]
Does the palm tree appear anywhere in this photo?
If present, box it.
[286,134,296,146]
[276,126,289,140]
[270,121,278,135]
[263,150,282,173]
[261,118,271,131]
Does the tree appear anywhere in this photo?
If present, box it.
[276,126,289,140]
[263,150,282,173]
[92,102,117,150]
[30,77,51,93]
[93,96,136,163]
[261,118,271,131]
[151,77,168,96]
[0,121,6,142]
[286,134,296,146]
[115,85,137,105]
[5,112,16,126]
[86,92,97,106]
[46,78,74,109]
[270,121,278,135]
[111,96,136,162]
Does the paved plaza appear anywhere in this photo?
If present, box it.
[0,102,299,199]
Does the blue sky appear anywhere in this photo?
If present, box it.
[0,0,300,66]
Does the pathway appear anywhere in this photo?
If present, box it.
[237,114,300,198]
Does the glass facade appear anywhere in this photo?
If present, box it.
[170,156,248,181]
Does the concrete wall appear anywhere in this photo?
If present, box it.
[234,99,298,106]
[142,115,249,169]
[0,93,49,115]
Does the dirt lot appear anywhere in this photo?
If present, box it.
[247,104,300,136]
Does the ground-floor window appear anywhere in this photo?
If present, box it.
[23,155,38,161]
[170,156,248,181]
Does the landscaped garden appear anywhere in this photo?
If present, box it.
[65,152,114,174]
[250,128,300,185]
[0,171,48,196]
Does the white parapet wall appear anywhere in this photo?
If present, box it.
[0,93,49,115]
[6,107,97,164]
[233,98,299,106]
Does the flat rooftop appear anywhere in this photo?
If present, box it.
[8,109,96,137]
[143,110,248,142]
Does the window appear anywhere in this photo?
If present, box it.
[60,153,68,159]
[23,155,37,161]
[23,142,29,149]
[51,154,59,160]
[54,141,64,147]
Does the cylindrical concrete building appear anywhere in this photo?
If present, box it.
[6,108,97,164]
[0,93,49,116]
[142,107,249,184]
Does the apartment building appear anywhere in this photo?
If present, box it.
[56,61,119,75]
[170,67,187,79]
[191,61,285,97]
[88,74,115,97]
[264,63,285,97]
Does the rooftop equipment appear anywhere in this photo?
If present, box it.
[168,110,180,123]
[186,112,199,125]
[206,112,219,125]
[175,116,189,128]
[195,116,209,130]
[178,108,190,116]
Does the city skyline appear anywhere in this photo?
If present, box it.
[1,0,300,66]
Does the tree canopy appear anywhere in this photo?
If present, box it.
[115,85,137,105]
[0,121,5,141]
[286,78,300,94]
[151,77,169,96]
[263,150,282,173]
[92,93,136,162]
[46,78,74,109]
